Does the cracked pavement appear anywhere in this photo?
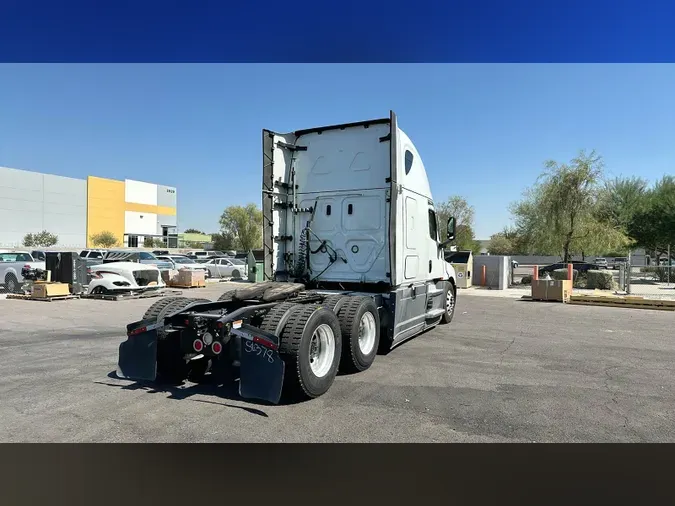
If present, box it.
[1,285,674,442]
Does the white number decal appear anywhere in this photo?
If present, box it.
[244,339,275,363]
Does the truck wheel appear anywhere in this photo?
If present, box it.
[5,274,20,294]
[259,302,301,335]
[278,304,342,400]
[232,269,241,279]
[321,294,348,313]
[217,290,236,302]
[336,296,380,373]
[440,283,456,324]
[143,296,189,321]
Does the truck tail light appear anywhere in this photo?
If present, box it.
[212,342,222,354]
[193,339,204,352]
[253,336,278,351]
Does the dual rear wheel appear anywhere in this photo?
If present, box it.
[260,295,381,400]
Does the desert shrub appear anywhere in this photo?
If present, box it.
[520,275,532,285]
[23,230,58,247]
[644,266,671,282]
[90,230,120,248]
[551,268,578,281]
[586,269,615,290]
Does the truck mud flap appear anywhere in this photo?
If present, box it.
[232,324,285,404]
[116,319,159,382]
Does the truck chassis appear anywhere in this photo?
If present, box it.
[116,281,455,404]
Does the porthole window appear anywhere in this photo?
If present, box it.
[404,150,414,175]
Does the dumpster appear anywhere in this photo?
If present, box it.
[445,250,473,288]
[247,249,265,283]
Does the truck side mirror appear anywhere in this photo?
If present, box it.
[446,217,456,241]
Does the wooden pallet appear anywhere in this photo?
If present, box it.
[6,294,80,302]
[569,294,675,311]
[82,289,182,301]
[521,295,570,303]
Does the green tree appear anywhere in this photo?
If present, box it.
[436,196,481,253]
[219,204,262,251]
[183,228,205,234]
[143,237,157,248]
[211,232,237,252]
[90,230,120,248]
[596,176,649,233]
[511,150,628,262]
[487,230,516,255]
[23,230,58,247]
[628,175,675,255]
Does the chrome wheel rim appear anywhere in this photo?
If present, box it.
[446,290,455,317]
[309,324,335,378]
[358,312,377,355]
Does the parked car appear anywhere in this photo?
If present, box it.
[203,257,248,279]
[186,250,219,259]
[79,249,108,267]
[152,250,170,256]
[87,262,166,295]
[0,250,46,293]
[156,255,211,278]
[612,257,628,270]
[104,250,174,271]
[594,257,608,269]
[538,261,599,277]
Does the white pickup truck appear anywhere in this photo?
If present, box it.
[0,250,46,293]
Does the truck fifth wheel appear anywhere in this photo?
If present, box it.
[116,111,458,404]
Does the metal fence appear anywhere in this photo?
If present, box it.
[624,248,675,298]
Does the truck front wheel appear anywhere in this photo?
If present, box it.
[336,296,381,373]
[440,283,456,324]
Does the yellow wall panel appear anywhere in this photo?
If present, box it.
[124,202,176,216]
[87,176,125,247]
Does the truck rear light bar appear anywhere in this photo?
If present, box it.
[253,335,278,351]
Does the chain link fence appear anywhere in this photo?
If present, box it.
[623,248,675,299]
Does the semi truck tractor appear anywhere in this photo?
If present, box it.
[116,111,458,404]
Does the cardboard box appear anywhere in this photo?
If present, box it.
[173,269,205,287]
[32,282,70,298]
[531,279,572,302]
[161,269,179,284]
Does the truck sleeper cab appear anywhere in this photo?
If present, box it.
[116,112,457,404]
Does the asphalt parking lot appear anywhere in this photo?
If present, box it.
[1,283,674,442]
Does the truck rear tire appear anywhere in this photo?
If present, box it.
[321,294,348,313]
[143,296,189,321]
[277,304,342,400]
[336,296,380,373]
[217,290,236,302]
[440,283,456,324]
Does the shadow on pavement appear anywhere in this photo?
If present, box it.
[96,371,270,417]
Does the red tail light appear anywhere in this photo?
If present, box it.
[253,336,278,351]
[212,342,222,354]
[128,326,147,336]
[23,264,31,270]
[193,339,204,352]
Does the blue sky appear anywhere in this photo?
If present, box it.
[1,64,674,239]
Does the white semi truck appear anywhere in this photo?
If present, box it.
[116,111,458,403]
